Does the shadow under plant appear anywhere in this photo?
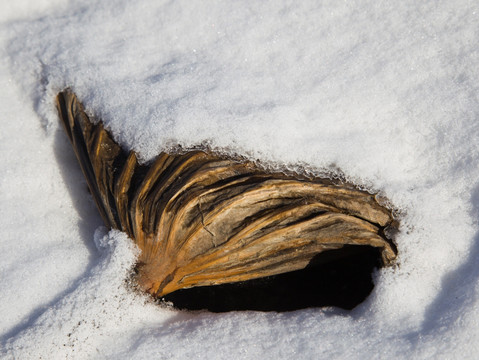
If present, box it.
[0,128,103,345]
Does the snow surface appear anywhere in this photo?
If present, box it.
[1,0,479,358]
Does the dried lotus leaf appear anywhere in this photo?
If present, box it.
[56,90,397,299]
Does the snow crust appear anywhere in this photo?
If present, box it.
[1,0,479,358]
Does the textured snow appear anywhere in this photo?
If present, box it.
[1,0,479,358]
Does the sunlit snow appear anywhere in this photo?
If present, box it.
[1,1,479,358]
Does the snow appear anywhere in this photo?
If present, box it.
[1,0,479,358]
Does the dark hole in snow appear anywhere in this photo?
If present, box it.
[161,245,381,312]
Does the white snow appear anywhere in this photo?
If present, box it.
[1,0,479,358]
